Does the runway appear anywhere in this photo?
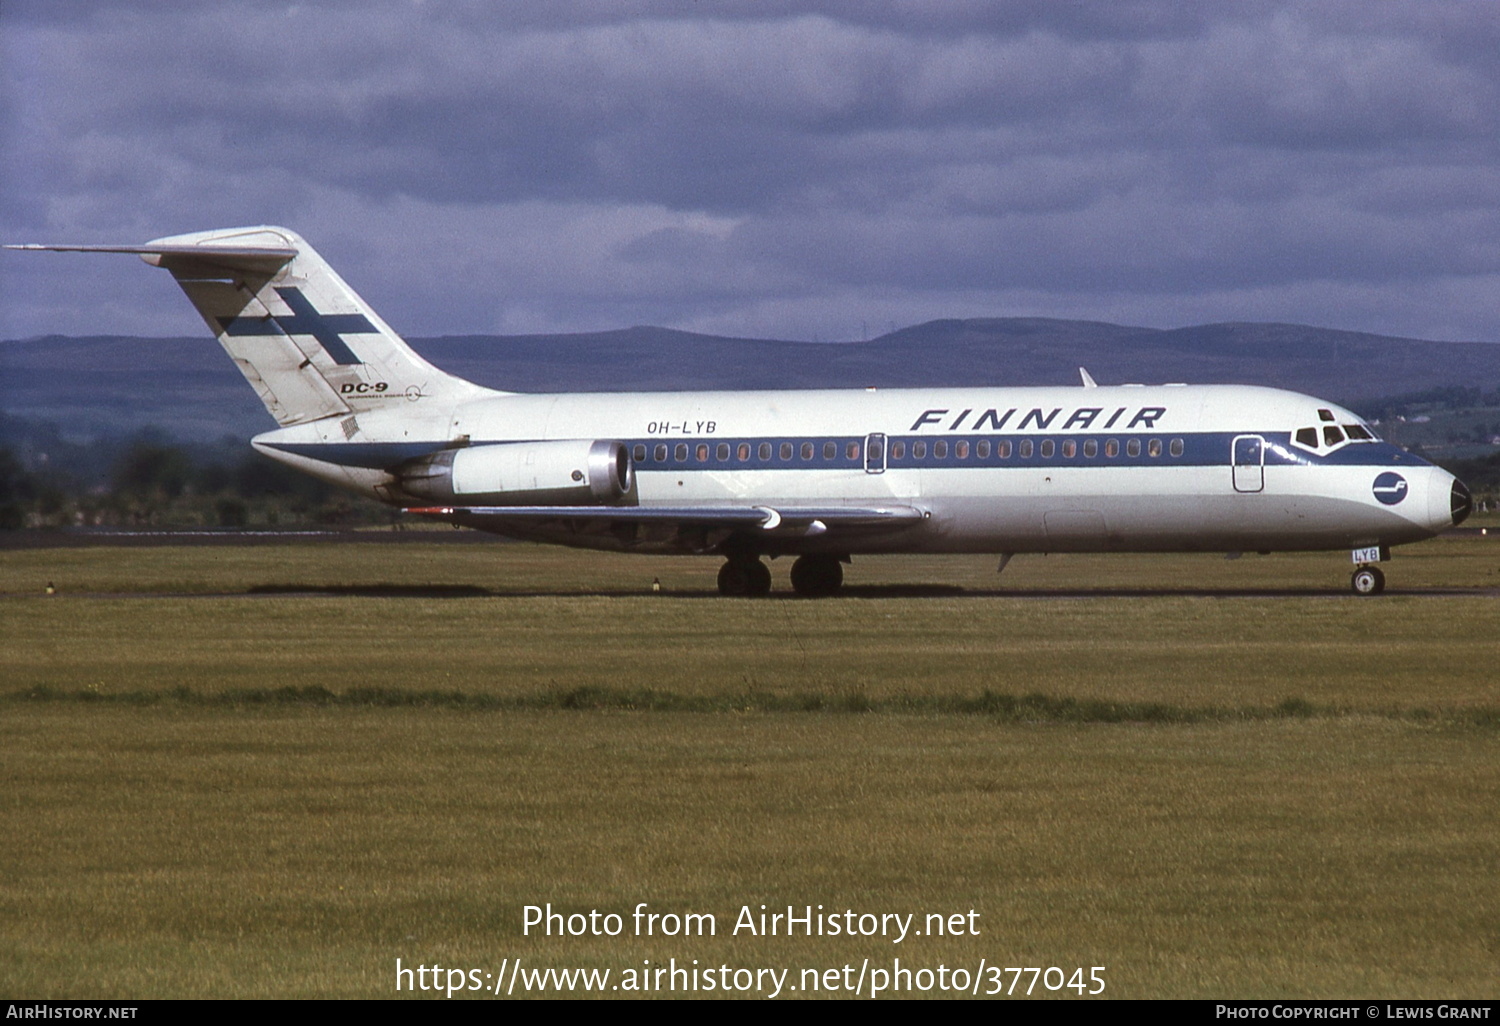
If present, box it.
[2,525,1493,598]
[2,524,1491,548]
[0,527,500,549]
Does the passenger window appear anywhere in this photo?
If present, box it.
[955,440,969,459]
[697,444,710,462]
[675,443,688,462]
[737,443,750,461]
[891,441,905,460]
[633,444,646,461]
[780,442,793,461]
[998,440,1012,459]
[716,443,730,461]
[1040,439,1055,458]
[847,442,860,460]
[823,441,837,460]
[1083,439,1097,458]
[1170,438,1184,457]
[1019,439,1033,458]
[1061,440,1076,458]
[758,442,771,460]
[1296,428,1318,448]
[934,440,948,459]
[1105,439,1119,457]
[654,444,668,462]
[1127,439,1141,457]
[801,442,814,460]
[1323,426,1344,446]
[1148,438,1162,457]
[976,440,990,458]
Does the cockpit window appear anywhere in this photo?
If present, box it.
[1296,418,1376,451]
[1318,409,1335,422]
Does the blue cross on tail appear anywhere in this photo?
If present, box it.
[216,286,374,365]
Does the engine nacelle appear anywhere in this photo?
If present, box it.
[398,439,634,505]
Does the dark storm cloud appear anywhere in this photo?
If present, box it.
[2,1,1498,343]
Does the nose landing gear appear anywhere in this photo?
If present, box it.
[1351,565,1385,595]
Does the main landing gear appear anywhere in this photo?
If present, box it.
[714,554,847,597]
[717,556,771,597]
[789,554,843,598]
[1350,565,1385,596]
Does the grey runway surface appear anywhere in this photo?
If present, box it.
[0,528,499,549]
[4,526,1491,549]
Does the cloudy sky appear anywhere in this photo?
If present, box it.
[3,1,1498,344]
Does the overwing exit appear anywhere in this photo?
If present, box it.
[8,227,1472,596]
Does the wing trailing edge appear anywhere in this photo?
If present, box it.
[406,504,926,530]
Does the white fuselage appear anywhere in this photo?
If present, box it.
[254,382,1463,557]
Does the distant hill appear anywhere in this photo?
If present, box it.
[4,318,1499,440]
[418,319,1500,397]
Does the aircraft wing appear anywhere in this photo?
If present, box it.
[406,503,926,535]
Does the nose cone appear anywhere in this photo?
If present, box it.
[1450,476,1473,527]
[1427,467,1472,531]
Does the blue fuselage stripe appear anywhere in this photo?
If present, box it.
[262,433,1420,473]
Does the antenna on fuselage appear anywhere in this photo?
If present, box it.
[1079,367,1098,388]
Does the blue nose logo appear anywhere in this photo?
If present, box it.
[1373,472,1408,505]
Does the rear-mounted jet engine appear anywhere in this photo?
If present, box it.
[398,439,634,506]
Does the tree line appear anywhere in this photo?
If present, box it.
[0,417,387,530]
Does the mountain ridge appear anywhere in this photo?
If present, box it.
[4,317,1498,439]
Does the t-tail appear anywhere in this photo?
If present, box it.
[9,226,494,426]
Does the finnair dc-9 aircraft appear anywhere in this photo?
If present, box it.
[10,226,1472,596]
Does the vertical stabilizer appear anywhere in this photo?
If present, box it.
[140,226,490,425]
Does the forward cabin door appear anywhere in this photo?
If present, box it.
[1232,434,1265,493]
[864,432,887,474]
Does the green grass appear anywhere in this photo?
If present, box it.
[2,529,1499,595]
[4,588,1498,711]
[3,709,1496,999]
[1,539,1498,998]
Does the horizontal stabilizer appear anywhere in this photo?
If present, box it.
[5,242,297,274]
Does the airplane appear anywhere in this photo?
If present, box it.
[8,226,1473,596]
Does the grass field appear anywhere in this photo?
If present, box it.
[2,535,1498,999]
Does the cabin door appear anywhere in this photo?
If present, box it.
[865,433,887,474]
[1232,434,1264,493]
